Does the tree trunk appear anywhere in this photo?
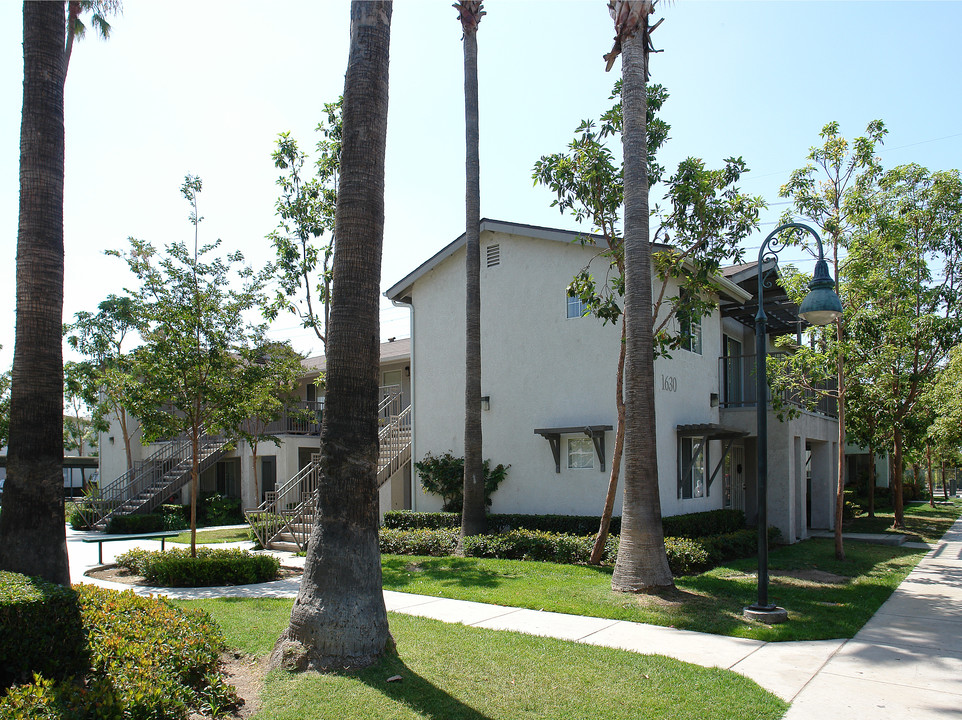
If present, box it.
[591,316,626,565]
[461,16,486,540]
[120,407,134,472]
[892,427,905,529]
[270,0,393,673]
[942,460,949,501]
[610,26,673,593]
[0,2,69,585]
[926,444,935,508]
[867,443,876,518]
[833,327,845,560]
[190,425,199,557]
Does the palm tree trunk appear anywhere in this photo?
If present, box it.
[0,1,69,585]
[270,0,393,673]
[461,8,486,540]
[610,22,673,592]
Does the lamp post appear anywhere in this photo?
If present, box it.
[744,222,842,624]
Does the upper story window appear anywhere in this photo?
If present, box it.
[567,437,594,469]
[677,294,703,355]
[567,294,588,319]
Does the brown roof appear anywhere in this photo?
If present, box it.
[301,337,410,375]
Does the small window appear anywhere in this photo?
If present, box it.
[486,244,501,267]
[679,311,703,354]
[567,294,588,319]
[567,437,594,469]
[679,436,706,499]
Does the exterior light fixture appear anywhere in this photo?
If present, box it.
[746,222,842,625]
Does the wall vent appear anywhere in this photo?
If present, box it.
[486,243,501,267]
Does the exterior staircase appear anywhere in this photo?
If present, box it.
[246,386,412,552]
[80,433,229,530]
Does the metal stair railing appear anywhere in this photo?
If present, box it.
[245,385,413,551]
[82,433,227,529]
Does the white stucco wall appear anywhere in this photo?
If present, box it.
[406,228,731,519]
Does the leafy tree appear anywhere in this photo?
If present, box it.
[63,361,95,458]
[843,165,962,528]
[926,344,962,497]
[534,81,762,566]
[65,294,139,473]
[1,0,118,585]
[455,1,487,541]
[234,342,307,502]
[775,119,886,559]
[0,363,9,451]
[265,99,342,348]
[269,0,393,673]
[114,176,273,556]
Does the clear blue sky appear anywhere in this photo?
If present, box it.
[1,0,960,369]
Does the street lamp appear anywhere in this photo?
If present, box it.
[744,222,842,624]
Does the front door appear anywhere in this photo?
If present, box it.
[724,445,746,512]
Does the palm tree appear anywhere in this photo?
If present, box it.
[269,0,394,672]
[606,0,674,592]
[0,2,70,585]
[456,1,487,540]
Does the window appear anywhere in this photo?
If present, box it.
[566,294,588,319]
[567,437,594,469]
[679,436,707,499]
[677,292,703,354]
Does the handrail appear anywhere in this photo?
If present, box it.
[245,384,411,550]
[718,353,838,418]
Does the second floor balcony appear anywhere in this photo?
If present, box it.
[719,353,838,419]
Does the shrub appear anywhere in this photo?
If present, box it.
[383,508,746,539]
[664,537,713,575]
[67,503,94,530]
[0,577,236,719]
[0,572,88,690]
[379,528,459,557]
[116,547,280,587]
[105,512,165,534]
[162,503,189,531]
[413,452,509,512]
[202,494,243,526]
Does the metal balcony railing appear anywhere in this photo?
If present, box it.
[719,353,838,418]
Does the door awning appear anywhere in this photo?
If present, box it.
[676,423,749,441]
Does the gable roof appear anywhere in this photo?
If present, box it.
[384,218,750,305]
[301,337,410,375]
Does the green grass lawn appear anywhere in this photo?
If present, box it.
[380,538,925,642]
[179,600,787,720]
[169,527,251,544]
[843,498,961,543]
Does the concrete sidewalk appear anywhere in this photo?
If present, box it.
[66,519,962,714]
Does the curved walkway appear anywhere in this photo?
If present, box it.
[66,520,962,716]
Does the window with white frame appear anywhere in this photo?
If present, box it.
[679,310,703,354]
[567,437,594,469]
[679,436,707,499]
[566,294,588,319]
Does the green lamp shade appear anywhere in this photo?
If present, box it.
[798,259,843,326]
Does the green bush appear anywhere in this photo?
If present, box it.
[0,572,88,690]
[383,508,746,539]
[105,512,165,534]
[115,547,280,587]
[0,579,236,719]
[162,504,189,531]
[202,494,243,526]
[413,452,509,512]
[377,526,762,575]
[67,503,94,530]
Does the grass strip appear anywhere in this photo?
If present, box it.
[176,602,787,720]
[169,527,251,544]
[843,498,961,543]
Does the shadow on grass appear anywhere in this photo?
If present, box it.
[354,654,495,720]
[381,557,505,590]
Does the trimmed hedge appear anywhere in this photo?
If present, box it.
[105,512,165,534]
[116,547,280,587]
[0,576,236,719]
[377,525,768,576]
[0,572,88,690]
[383,508,747,539]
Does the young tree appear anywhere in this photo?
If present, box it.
[776,119,886,559]
[115,176,273,556]
[63,361,95,473]
[0,363,10,451]
[844,165,962,528]
[0,0,118,585]
[269,0,393,672]
[234,342,307,502]
[65,294,139,473]
[455,1,487,541]
[534,84,762,565]
[926,344,962,497]
[265,99,342,348]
